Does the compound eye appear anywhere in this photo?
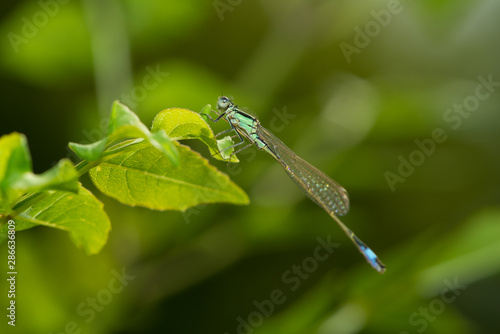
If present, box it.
[217,97,230,110]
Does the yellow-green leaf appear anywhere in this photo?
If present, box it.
[69,101,179,164]
[89,141,248,211]
[151,106,238,162]
[2,184,111,255]
[0,133,79,210]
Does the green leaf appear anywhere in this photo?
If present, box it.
[0,184,110,255]
[0,132,31,181]
[151,106,238,162]
[217,136,237,160]
[0,133,31,207]
[68,138,107,162]
[11,159,79,193]
[89,141,249,211]
[69,101,179,165]
[149,130,180,166]
[0,133,79,210]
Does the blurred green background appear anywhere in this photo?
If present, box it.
[1,0,500,333]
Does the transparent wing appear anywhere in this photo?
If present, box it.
[255,125,386,273]
[255,125,350,216]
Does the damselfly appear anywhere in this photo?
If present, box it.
[202,96,385,273]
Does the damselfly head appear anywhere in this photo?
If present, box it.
[217,96,232,112]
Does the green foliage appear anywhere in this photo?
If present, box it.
[0,102,248,254]
[2,1,499,333]
[0,185,111,255]
[89,141,247,211]
[0,133,79,211]
[151,105,238,161]
[69,101,179,164]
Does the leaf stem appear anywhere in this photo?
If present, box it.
[10,139,146,216]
